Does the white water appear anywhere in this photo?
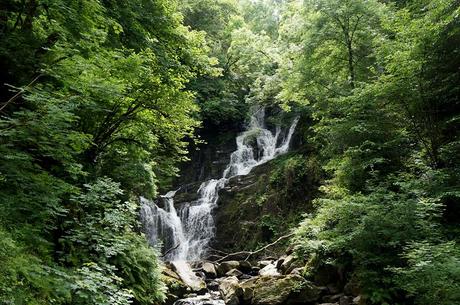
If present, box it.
[140,108,299,261]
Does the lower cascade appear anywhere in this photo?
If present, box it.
[140,108,299,262]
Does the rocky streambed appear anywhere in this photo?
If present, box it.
[162,255,364,305]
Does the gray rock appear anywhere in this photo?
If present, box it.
[279,255,298,274]
[353,295,361,304]
[226,268,243,278]
[202,262,217,278]
[170,261,206,292]
[219,276,242,305]
[238,260,253,273]
[217,261,240,276]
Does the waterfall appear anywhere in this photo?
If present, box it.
[140,108,299,261]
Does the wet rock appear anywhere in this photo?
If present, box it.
[353,296,362,304]
[219,276,242,305]
[238,260,253,273]
[276,257,286,269]
[174,291,225,305]
[207,281,220,291]
[250,266,260,275]
[217,261,240,276]
[259,264,281,276]
[339,296,353,305]
[240,274,253,280]
[257,260,273,268]
[163,266,181,280]
[322,294,344,303]
[162,267,188,305]
[226,268,243,278]
[203,262,218,278]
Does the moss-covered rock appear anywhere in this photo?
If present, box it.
[161,267,188,305]
[241,274,321,305]
[213,153,320,256]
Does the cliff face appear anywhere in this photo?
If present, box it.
[213,153,320,254]
[174,129,239,187]
[171,120,320,256]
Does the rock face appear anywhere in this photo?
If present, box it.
[173,129,239,188]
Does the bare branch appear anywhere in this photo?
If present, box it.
[213,232,295,262]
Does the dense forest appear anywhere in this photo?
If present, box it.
[0,0,459,305]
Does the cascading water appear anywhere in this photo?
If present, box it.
[140,108,299,261]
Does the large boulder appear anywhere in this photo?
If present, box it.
[161,267,188,305]
[219,276,243,305]
[202,262,218,278]
[217,261,240,276]
[238,260,253,273]
[170,261,206,292]
[240,274,321,305]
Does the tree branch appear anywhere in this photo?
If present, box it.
[214,233,295,262]
[0,74,42,112]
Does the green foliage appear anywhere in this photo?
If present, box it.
[71,263,133,305]
[0,229,70,305]
[281,1,460,303]
[0,0,209,303]
[270,154,322,200]
[294,180,443,303]
[394,241,460,305]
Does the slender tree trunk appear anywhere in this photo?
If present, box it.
[347,40,355,89]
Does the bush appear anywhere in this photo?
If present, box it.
[293,182,443,304]
[394,241,460,305]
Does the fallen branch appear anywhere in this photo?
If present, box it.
[214,232,295,262]
[162,243,180,258]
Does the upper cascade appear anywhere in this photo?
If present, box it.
[140,108,299,261]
